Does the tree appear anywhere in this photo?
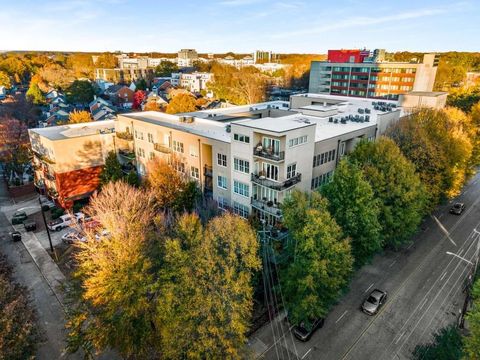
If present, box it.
[66,80,95,105]
[280,191,353,328]
[154,61,178,77]
[26,82,44,105]
[349,137,428,249]
[321,160,382,267]
[132,90,147,110]
[157,213,260,359]
[68,110,92,124]
[95,53,117,68]
[67,182,159,358]
[144,100,162,111]
[0,254,38,359]
[166,93,197,114]
[99,151,124,185]
[0,117,30,181]
[412,325,463,360]
[145,157,199,213]
[135,79,147,91]
[37,63,75,90]
[0,70,11,89]
[464,277,480,359]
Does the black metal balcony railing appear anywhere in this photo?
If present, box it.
[253,148,285,162]
[119,149,136,161]
[251,198,282,218]
[116,131,134,141]
[251,173,301,191]
[154,143,172,154]
[204,165,213,177]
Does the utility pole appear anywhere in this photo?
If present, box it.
[38,196,55,255]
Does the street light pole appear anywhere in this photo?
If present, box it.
[446,251,474,265]
[38,196,54,254]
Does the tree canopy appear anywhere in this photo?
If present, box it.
[68,110,92,124]
[154,61,178,77]
[66,80,95,105]
[165,93,197,114]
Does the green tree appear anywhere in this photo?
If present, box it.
[412,325,463,360]
[321,160,382,267]
[154,61,178,77]
[157,213,261,359]
[349,137,427,249]
[281,191,353,328]
[125,170,140,187]
[0,70,11,89]
[26,82,44,105]
[464,277,480,359]
[135,78,147,91]
[99,151,124,185]
[166,93,197,114]
[66,80,95,105]
[67,182,159,358]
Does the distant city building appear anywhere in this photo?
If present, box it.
[309,49,440,100]
[254,50,279,64]
[179,72,213,92]
[177,49,198,67]
[29,121,116,208]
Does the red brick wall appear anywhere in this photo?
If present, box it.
[55,166,103,208]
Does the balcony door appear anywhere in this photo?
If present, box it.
[262,137,280,155]
[261,162,279,181]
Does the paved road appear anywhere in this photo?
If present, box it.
[255,171,480,360]
[0,180,79,359]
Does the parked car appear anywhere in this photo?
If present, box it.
[39,196,55,211]
[62,230,86,244]
[10,231,22,242]
[450,202,465,215]
[47,214,74,231]
[23,219,37,232]
[11,211,28,225]
[292,317,325,342]
[362,289,387,315]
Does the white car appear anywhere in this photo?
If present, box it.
[62,230,86,244]
[47,214,75,231]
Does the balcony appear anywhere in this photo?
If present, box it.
[251,173,301,191]
[116,131,133,141]
[204,165,213,177]
[253,148,285,162]
[251,197,282,218]
[154,143,172,154]
[118,149,136,161]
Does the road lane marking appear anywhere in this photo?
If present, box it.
[335,310,348,323]
[364,283,374,293]
[394,332,405,345]
[440,271,447,281]
[389,260,396,267]
[419,297,428,310]
[301,348,312,359]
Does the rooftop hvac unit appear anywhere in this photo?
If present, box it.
[249,107,254,111]
[179,116,186,122]
[359,116,364,122]
[226,125,231,133]
[365,115,370,122]
[334,119,339,124]
[329,117,333,122]
[185,116,195,123]
[340,118,347,124]
[358,108,365,114]
[365,108,371,114]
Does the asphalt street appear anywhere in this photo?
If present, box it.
[257,171,480,360]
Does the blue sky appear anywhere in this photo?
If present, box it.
[1,0,479,53]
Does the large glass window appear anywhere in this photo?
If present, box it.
[217,153,227,167]
[234,181,249,197]
[261,163,279,181]
[217,175,227,189]
[234,158,250,173]
[287,163,297,179]
[262,137,280,155]
[233,202,249,218]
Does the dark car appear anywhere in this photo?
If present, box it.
[24,219,37,232]
[10,231,22,242]
[362,289,387,315]
[11,211,28,225]
[450,202,465,215]
[292,318,325,342]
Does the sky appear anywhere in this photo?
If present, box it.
[0,0,479,53]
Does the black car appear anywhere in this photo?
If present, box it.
[10,231,22,242]
[292,318,325,342]
[450,202,465,215]
[24,220,37,232]
[11,211,28,225]
[362,289,387,315]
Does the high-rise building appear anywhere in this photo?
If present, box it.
[177,49,198,67]
[309,49,439,100]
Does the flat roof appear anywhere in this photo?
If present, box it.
[405,91,448,97]
[29,120,115,141]
[120,111,231,142]
[235,114,316,133]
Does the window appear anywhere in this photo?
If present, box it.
[189,145,198,157]
[136,148,145,158]
[234,180,249,197]
[234,158,249,173]
[262,137,280,154]
[172,160,185,173]
[190,166,199,179]
[262,163,279,181]
[217,197,228,211]
[233,133,250,143]
[310,171,334,190]
[313,149,337,167]
[340,142,346,157]
[217,175,227,189]
[173,140,184,153]
[135,130,144,140]
[147,133,154,143]
[288,135,307,148]
[217,153,227,167]
[233,202,249,218]
[149,151,155,160]
[287,163,297,179]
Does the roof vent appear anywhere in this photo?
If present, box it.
[226,124,231,133]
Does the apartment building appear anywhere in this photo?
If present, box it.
[116,94,402,224]
[177,49,198,67]
[309,49,439,100]
[29,121,116,209]
[179,72,213,92]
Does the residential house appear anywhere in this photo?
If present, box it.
[105,85,135,109]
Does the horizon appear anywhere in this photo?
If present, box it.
[1,0,478,53]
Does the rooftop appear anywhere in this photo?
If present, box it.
[29,120,115,141]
